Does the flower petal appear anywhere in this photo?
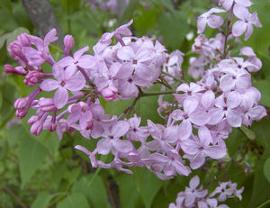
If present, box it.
[232,21,247,37]
[53,87,68,109]
[40,79,59,91]
[65,72,86,91]
[183,97,199,114]
[97,139,112,155]
[117,46,135,61]
[227,109,242,127]
[111,121,130,138]
[113,139,133,153]
[74,46,89,60]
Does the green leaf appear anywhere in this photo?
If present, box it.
[5,27,29,46]
[240,126,256,141]
[248,159,270,208]
[31,193,53,208]
[72,174,110,208]
[0,33,7,49]
[19,135,48,187]
[0,27,29,49]
[116,174,142,208]
[0,81,16,126]
[252,119,270,154]
[226,129,245,156]
[264,158,270,183]
[57,193,89,208]
[253,80,270,107]
[105,99,131,116]
[0,90,3,110]
[158,11,189,50]
[248,119,270,207]
[133,6,161,35]
[134,169,163,208]
[247,0,270,55]
[38,132,60,157]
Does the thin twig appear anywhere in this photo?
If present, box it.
[3,187,27,208]
[256,199,270,208]
[222,4,234,59]
[161,71,182,82]
[142,91,177,97]
[156,79,173,90]
[120,89,177,118]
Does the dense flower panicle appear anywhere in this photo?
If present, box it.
[3,0,267,206]
[169,176,244,208]
[91,35,168,99]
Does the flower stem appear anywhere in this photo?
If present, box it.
[142,91,177,97]
[161,71,182,82]
[120,89,177,118]
[222,4,234,59]
[77,66,96,89]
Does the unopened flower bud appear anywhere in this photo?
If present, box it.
[38,98,57,112]
[30,120,43,136]
[24,71,45,86]
[101,87,118,101]
[14,97,29,109]
[4,64,27,75]
[64,35,74,55]
[17,33,31,46]
[8,41,23,58]
[28,115,39,125]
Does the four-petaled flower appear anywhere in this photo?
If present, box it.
[40,65,85,109]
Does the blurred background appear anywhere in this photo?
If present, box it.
[1,0,270,207]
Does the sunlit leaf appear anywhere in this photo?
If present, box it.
[57,193,89,208]
[31,192,53,208]
[72,174,110,208]
[18,135,48,187]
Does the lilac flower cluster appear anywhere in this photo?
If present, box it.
[3,0,266,205]
[169,176,244,208]
[189,0,261,79]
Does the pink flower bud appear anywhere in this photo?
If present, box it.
[24,71,45,86]
[30,120,43,136]
[14,97,29,109]
[17,33,31,46]
[38,98,57,112]
[101,87,118,101]
[64,35,74,55]
[8,41,23,58]
[14,97,30,119]
[4,64,27,75]
[49,123,57,132]
[16,109,28,119]
[28,115,39,125]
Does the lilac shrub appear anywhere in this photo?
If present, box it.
[4,0,266,207]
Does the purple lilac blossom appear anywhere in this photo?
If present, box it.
[169,176,244,208]
[3,0,266,203]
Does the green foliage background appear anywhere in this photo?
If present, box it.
[0,0,270,207]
